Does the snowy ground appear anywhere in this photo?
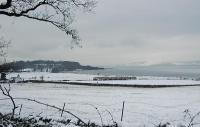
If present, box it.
[0,83,200,127]
[7,72,96,81]
[7,72,200,86]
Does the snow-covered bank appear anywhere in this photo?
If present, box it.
[73,80,200,86]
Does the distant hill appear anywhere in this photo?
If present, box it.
[7,60,104,73]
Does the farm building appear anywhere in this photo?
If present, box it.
[9,74,23,83]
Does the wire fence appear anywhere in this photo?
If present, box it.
[0,97,200,126]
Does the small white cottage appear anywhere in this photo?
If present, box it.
[10,74,23,83]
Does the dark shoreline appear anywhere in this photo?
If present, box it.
[26,80,200,88]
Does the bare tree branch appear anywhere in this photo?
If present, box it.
[0,37,10,58]
[0,84,18,119]
[0,0,96,46]
[0,97,87,125]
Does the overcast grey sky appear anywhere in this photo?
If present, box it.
[1,0,200,66]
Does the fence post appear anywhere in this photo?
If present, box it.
[121,101,125,121]
[19,104,23,116]
[61,103,66,117]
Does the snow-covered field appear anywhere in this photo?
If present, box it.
[7,72,200,86]
[0,83,200,127]
[2,72,200,126]
[7,72,96,81]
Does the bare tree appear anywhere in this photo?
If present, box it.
[0,26,11,73]
[0,0,96,47]
[0,37,10,58]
